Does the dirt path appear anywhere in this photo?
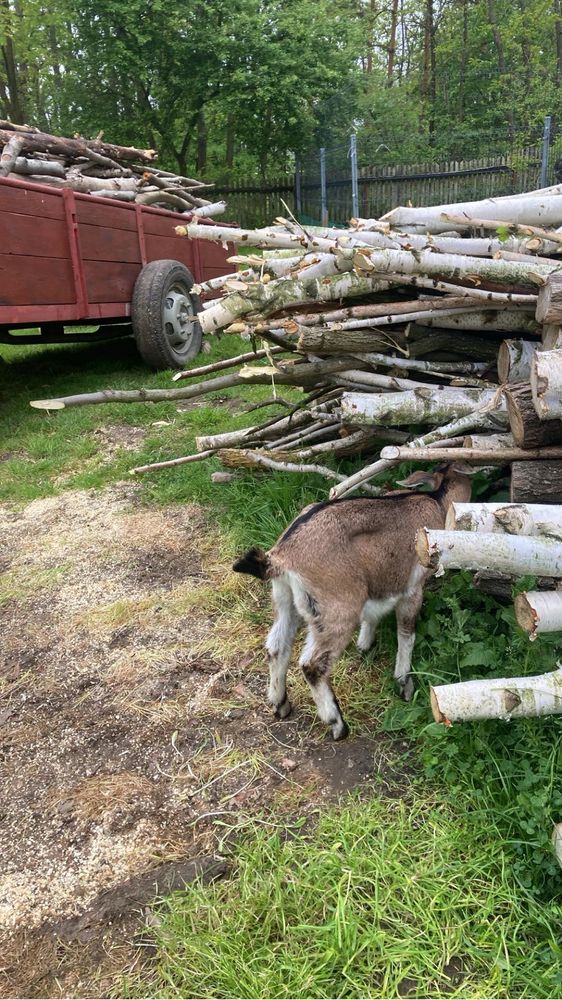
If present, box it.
[0,482,407,997]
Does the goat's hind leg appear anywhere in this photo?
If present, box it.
[300,610,357,741]
[266,577,300,719]
[394,584,425,702]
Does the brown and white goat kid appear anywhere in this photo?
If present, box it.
[233,464,473,740]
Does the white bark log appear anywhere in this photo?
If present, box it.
[445,502,562,536]
[497,339,538,383]
[344,245,557,290]
[341,388,499,426]
[380,444,562,462]
[416,529,562,577]
[430,665,562,724]
[381,196,562,234]
[197,271,389,334]
[176,222,335,252]
[190,201,227,218]
[531,349,562,420]
[514,590,562,638]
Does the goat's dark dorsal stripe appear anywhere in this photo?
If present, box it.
[281,488,444,542]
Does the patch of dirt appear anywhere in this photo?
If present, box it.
[0,482,412,998]
[91,424,148,461]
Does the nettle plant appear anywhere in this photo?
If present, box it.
[384,570,562,898]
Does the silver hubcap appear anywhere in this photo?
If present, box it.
[163,284,195,350]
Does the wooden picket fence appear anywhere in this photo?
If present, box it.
[212,143,561,228]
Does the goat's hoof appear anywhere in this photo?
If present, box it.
[332,718,349,741]
[399,677,415,702]
[274,697,292,720]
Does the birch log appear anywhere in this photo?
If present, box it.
[381,196,562,233]
[463,433,514,448]
[510,461,562,503]
[430,666,562,724]
[341,388,499,426]
[380,444,562,462]
[341,246,558,289]
[197,272,389,334]
[416,529,562,577]
[505,382,562,448]
[514,590,562,638]
[497,340,538,383]
[445,502,562,535]
[542,325,562,349]
[531,349,562,420]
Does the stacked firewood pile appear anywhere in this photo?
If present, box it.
[0,120,225,216]
[31,184,562,629]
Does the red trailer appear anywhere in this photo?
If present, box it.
[0,174,232,368]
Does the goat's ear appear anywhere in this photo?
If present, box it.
[450,461,478,475]
[395,469,444,489]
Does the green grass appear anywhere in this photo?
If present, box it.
[120,796,562,999]
[2,335,562,998]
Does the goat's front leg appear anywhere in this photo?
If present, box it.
[266,577,300,719]
[394,585,425,701]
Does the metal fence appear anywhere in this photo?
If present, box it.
[212,117,562,228]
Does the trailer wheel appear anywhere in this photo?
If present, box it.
[131,260,203,369]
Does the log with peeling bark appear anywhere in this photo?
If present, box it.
[382,194,562,233]
[381,444,562,463]
[531,349,562,420]
[430,665,562,724]
[446,502,562,536]
[416,528,562,577]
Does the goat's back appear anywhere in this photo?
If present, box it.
[270,493,446,599]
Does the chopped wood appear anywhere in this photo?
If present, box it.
[510,461,562,503]
[445,502,562,536]
[505,382,562,448]
[380,444,562,463]
[531,349,562,420]
[514,589,562,638]
[430,665,562,724]
[536,273,562,324]
[416,528,562,577]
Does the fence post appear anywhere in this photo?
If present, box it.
[540,115,552,188]
[350,133,359,218]
[320,147,328,226]
[294,157,302,216]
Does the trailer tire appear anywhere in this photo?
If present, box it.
[132,260,203,369]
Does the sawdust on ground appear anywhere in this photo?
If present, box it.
[0,479,410,998]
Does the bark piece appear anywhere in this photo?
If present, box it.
[446,502,562,535]
[510,461,562,502]
[531,349,562,420]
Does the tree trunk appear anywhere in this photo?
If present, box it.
[531,349,562,420]
[387,0,399,84]
[505,382,562,448]
[416,310,539,335]
[445,502,562,535]
[430,666,562,724]
[196,110,207,174]
[416,529,562,577]
[0,127,156,163]
[510,461,562,502]
[514,590,562,638]
[226,114,235,169]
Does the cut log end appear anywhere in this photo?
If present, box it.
[415,527,436,568]
[513,592,538,637]
[29,399,66,410]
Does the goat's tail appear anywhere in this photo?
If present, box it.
[232,546,272,581]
